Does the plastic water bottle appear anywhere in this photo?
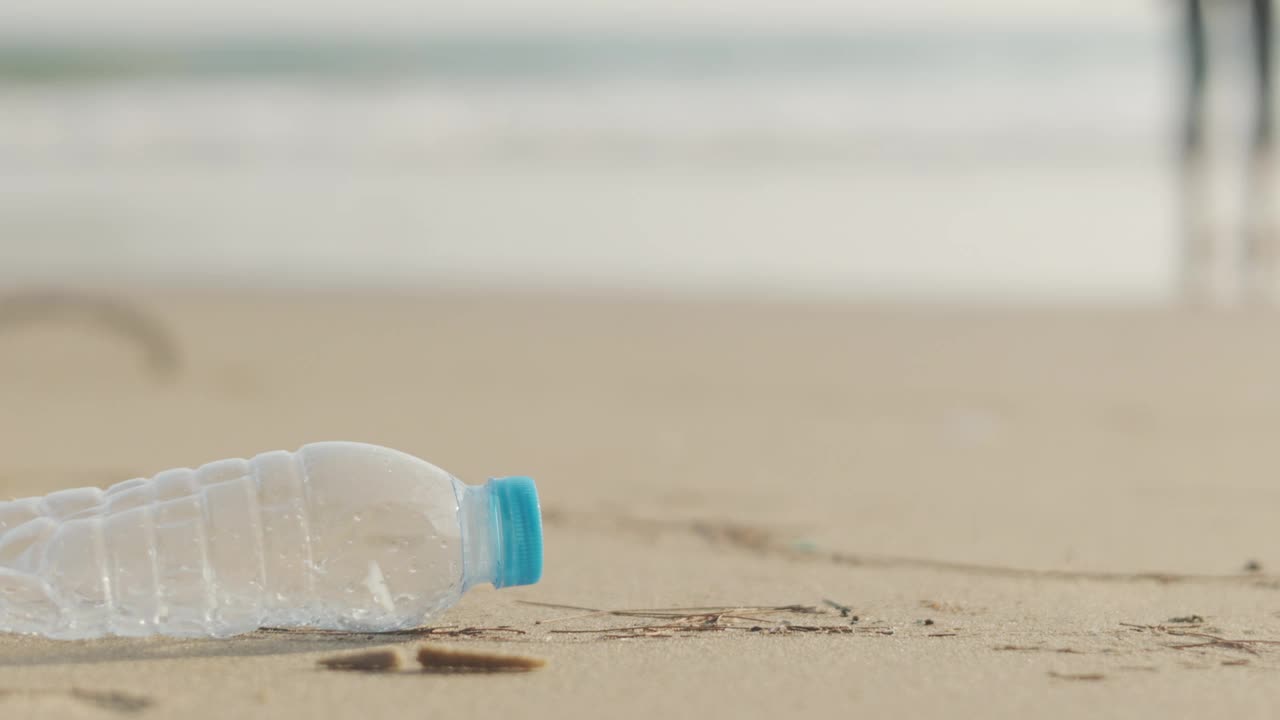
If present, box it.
[0,442,543,639]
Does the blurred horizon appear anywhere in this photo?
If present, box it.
[0,5,1249,302]
[0,1,1153,38]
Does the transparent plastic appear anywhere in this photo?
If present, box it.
[0,442,542,639]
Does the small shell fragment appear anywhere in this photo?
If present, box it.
[317,648,404,672]
[416,644,546,673]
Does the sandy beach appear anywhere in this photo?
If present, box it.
[3,290,1280,718]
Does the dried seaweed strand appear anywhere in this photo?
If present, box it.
[1119,623,1280,656]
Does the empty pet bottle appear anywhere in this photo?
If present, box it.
[0,442,543,639]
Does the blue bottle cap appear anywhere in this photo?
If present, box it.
[489,476,543,588]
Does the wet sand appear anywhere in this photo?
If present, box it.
[2,290,1280,718]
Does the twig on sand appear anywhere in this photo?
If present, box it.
[994,645,1082,654]
[1120,623,1280,656]
[519,600,820,618]
[822,599,854,617]
[521,602,891,639]
[1164,631,1275,656]
[0,290,181,380]
[0,688,155,714]
[259,626,526,639]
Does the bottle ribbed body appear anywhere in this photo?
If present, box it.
[0,442,470,639]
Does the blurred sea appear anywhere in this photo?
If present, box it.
[0,29,1192,299]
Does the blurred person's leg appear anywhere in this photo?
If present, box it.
[1244,0,1278,301]
[1252,0,1274,145]
[1180,0,1216,302]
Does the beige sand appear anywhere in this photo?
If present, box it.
[3,290,1280,718]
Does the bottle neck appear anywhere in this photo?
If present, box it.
[460,484,499,589]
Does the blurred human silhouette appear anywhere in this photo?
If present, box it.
[1181,0,1276,303]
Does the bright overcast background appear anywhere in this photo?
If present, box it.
[0,2,1152,35]
[2,2,1219,301]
